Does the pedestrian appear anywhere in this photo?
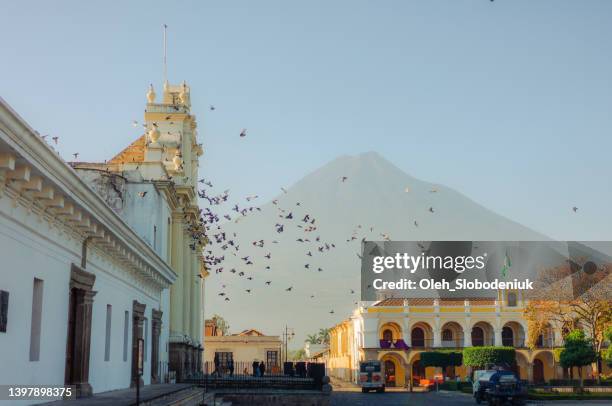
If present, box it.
[252,360,259,377]
[228,358,234,377]
[259,361,266,377]
[213,353,220,377]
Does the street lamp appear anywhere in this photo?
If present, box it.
[282,326,295,364]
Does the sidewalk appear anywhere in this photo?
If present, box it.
[39,384,202,406]
[329,376,429,393]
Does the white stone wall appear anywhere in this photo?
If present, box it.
[0,199,77,399]
[0,190,167,401]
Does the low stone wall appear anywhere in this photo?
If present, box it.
[533,386,612,393]
[211,390,330,406]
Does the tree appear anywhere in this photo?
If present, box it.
[463,347,516,369]
[306,334,321,345]
[318,328,330,345]
[212,314,230,336]
[289,348,307,361]
[420,351,463,378]
[601,326,612,368]
[523,262,611,379]
[304,328,331,345]
[559,329,597,389]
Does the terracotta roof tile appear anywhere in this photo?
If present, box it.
[108,135,146,164]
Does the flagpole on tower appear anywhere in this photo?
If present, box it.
[163,24,168,84]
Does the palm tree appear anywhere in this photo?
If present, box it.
[318,328,330,345]
[306,334,321,345]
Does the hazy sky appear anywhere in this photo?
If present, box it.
[2,0,611,243]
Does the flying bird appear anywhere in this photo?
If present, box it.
[572,206,578,213]
[285,286,293,291]
[72,153,79,160]
[138,191,148,198]
[240,129,247,138]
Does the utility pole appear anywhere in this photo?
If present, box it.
[282,325,294,364]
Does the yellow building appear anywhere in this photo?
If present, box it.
[328,291,609,387]
[73,81,208,381]
[203,325,282,375]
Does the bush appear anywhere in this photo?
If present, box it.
[439,381,473,391]
[420,351,463,368]
[549,379,612,387]
[463,346,516,368]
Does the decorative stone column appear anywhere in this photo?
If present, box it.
[433,328,441,348]
[131,300,146,388]
[151,309,163,384]
[65,264,96,398]
[527,362,534,383]
[494,328,503,347]
[170,215,184,334]
[182,236,192,338]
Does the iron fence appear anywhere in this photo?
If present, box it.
[184,361,326,391]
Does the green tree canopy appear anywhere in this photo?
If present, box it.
[462,347,516,368]
[420,351,463,368]
[559,329,597,388]
[603,326,612,368]
[560,329,597,369]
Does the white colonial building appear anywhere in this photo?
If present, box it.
[0,80,208,402]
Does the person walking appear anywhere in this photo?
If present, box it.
[228,358,234,377]
[252,360,259,377]
[213,353,220,377]
[259,361,266,377]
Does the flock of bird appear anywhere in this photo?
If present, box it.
[32,99,583,322]
[197,176,355,314]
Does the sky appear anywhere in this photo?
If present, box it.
[1,1,611,240]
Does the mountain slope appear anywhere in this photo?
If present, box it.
[204,151,545,347]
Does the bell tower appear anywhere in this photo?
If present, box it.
[142,81,203,189]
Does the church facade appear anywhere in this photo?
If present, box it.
[72,81,208,382]
[0,80,207,400]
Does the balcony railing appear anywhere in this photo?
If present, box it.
[379,339,409,350]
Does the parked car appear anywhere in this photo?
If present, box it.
[473,369,527,405]
[358,360,385,393]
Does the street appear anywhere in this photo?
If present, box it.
[330,389,612,406]
[331,389,475,406]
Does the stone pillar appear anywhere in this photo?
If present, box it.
[65,264,96,398]
[465,322,473,347]
[433,328,441,348]
[402,318,411,347]
[190,253,199,343]
[494,328,503,347]
[182,235,192,340]
[131,300,146,388]
[527,362,534,383]
[151,309,163,384]
[170,216,184,334]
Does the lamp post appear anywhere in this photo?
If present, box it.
[282,326,295,364]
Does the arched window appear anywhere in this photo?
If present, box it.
[472,327,484,347]
[442,329,453,341]
[502,326,514,346]
[411,327,425,347]
[507,292,518,307]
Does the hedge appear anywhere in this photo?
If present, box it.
[462,346,516,368]
[439,381,473,392]
[420,351,463,368]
